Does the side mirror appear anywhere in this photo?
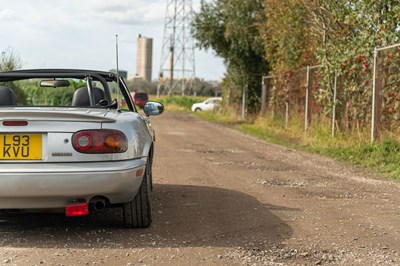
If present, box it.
[143,101,164,116]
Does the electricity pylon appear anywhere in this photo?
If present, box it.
[159,0,196,96]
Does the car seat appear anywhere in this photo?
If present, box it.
[0,86,17,106]
[71,87,105,107]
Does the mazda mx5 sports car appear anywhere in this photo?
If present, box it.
[0,69,164,228]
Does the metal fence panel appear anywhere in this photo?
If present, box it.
[373,45,400,140]
[260,42,400,143]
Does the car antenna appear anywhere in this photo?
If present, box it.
[115,34,121,111]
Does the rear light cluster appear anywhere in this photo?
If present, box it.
[72,129,128,154]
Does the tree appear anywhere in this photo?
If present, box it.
[0,47,22,71]
[259,1,400,131]
[192,78,221,96]
[0,47,27,104]
[192,0,268,113]
[263,0,318,71]
[126,78,158,95]
[301,0,400,129]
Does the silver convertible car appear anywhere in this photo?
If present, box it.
[0,69,164,228]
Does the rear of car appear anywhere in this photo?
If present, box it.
[0,69,164,228]
[131,92,148,108]
[0,108,147,209]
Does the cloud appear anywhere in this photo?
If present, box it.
[0,1,165,27]
[78,0,144,11]
[76,0,166,25]
[0,0,225,80]
[0,9,16,20]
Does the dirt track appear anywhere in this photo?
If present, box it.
[0,112,400,265]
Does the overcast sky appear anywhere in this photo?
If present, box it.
[0,0,225,81]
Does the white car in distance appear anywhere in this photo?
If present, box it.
[191,97,222,112]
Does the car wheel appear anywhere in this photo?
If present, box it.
[123,161,152,228]
[195,108,201,112]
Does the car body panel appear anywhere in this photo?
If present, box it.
[0,108,117,123]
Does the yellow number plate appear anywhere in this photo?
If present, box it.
[0,134,42,160]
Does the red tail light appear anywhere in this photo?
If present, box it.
[72,129,128,153]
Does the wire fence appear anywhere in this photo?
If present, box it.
[372,44,400,141]
[260,43,400,142]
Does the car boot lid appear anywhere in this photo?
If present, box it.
[0,107,117,123]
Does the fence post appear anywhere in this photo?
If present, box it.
[304,66,310,131]
[332,69,338,138]
[371,47,378,142]
[272,79,276,120]
[285,102,289,129]
[260,76,267,116]
[242,84,248,120]
[156,84,161,98]
[285,84,289,129]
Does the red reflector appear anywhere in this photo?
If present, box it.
[65,203,89,217]
[3,121,28,126]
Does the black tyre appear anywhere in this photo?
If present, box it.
[195,108,201,112]
[123,161,152,228]
[148,149,154,191]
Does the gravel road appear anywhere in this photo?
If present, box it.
[0,112,399,266]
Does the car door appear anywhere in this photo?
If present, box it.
[203,99,215,111]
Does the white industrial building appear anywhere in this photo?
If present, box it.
[136,34,153,82]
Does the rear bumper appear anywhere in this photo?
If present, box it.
[0,159,146,209]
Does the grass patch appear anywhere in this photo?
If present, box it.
[319,137,400,179]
